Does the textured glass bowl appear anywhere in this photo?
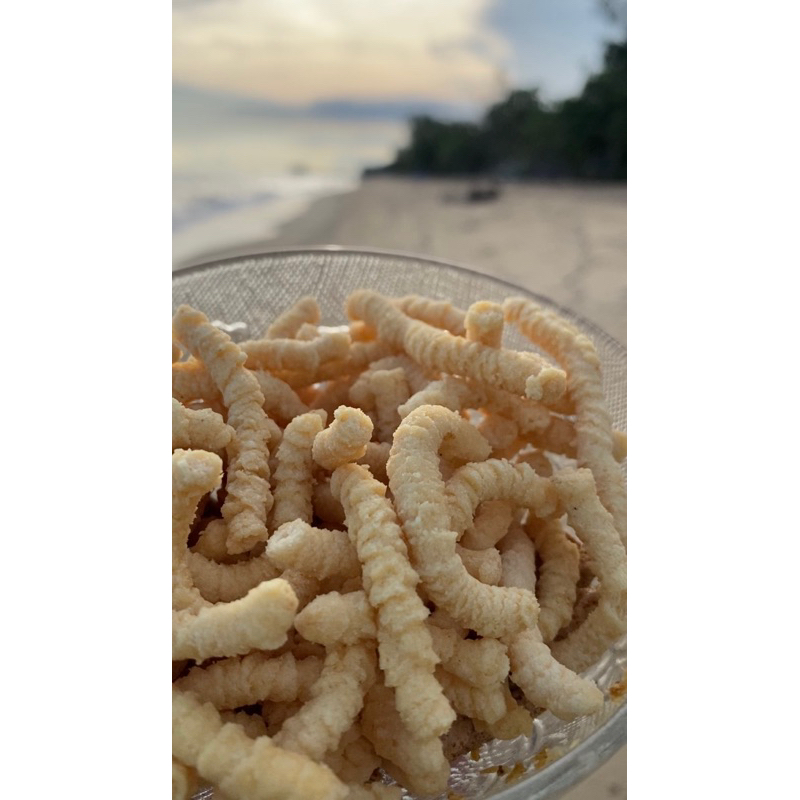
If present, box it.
[173,247,627,800]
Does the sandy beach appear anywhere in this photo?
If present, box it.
[174,177,627,345]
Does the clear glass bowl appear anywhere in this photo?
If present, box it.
[173,247,627,800]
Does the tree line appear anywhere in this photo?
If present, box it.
[366,41,626,181]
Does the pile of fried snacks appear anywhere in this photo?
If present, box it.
[172,291,627,800]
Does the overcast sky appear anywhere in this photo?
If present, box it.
[173,0,623,106]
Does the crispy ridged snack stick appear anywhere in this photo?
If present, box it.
[295,591,377,647]
[514,448,554,477]
[349,368,410,443]
[176,651,323,708]
[188,550,280,603]
[267,520,361,580]
[498,519,603,719]
[313,406,374,471]
[477,413,519,454]
[456,544,502,585]
[465,300,504,347]
[446,459,558,538]
[367,354,433,394]
[262,700,304,736]
[172,688,348,800]
[173,449,224,612]
[172,358,222,408]
[504,297,626,545]
[398,375,474,420]
[349,320,375,342]
[242,332,351,373]
[172,758,197,800]
[272,410,327,529]
[547,469,626,672]
[266,296,321,339]
[323,724,381,785]
[361,683,450,797]
[356,442,390,483]
[348,290,566,404]
[279,568,321,610]
[529,517,581,643]
[172,578,298,661]
[435,667,507,724]
[251,371,310,423]
[332,463,455,738]
[394,294,467,335]
[460,499,515,550]
[274,644,377,760]
[472,685,533,740]
[428,627,509,688]
[173,306,274,554]
[192,519,237,563]
[172,399,234,454]
[305,377,358,417]
[388,406,540,638]
[219,710,269,739]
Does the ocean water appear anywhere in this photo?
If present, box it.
[172,95,409,265]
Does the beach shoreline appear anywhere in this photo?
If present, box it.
[173,176,626,343]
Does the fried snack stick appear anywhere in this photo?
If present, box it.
[514,448,554,477]
[173,306,274,554]
[529,517,581,643]
[465,300,504,347]
[266,296,321,339]
[460,499,515,550]
[435,668,507,724]
[331,463,455,738]
[172,688,348,800]
[295,591,377,647]
[267,520,361,580]
[504,297,626,545]
[272,410,327,529]
[349,367,410,443]
[477,413,519,454]
[241,332,351,372]
[172,578,298,661]
[388,405,539,638]
[499,523,603,719]
[175,651,323,708]
[192,519,235,562]
[472,685,533,740]
[323,724,381,785]
[361,683,450,797]
[172,358,222,408]
[172,398,234,454]
[219,710,269,739]
[548,469,626,673]
[394,294,467,335]
[312,479,346,527]
[456,544,502,585]
[305,377,358,417]
[356,442,390,483]
[251,371,311,423]
[427,627,509,688]
[274,644,377,760]
[173,449,224,612]
[313,406,374,470]
[173,758,197,800]
[367,354,433,394]
[188,550,280,603]
[348,290,566,404]
[446,458,558,539]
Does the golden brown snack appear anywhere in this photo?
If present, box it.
[267,520,361,581]
[176,651,323,708]
[266,296,321,339]
[192,519,235,563]
[477,413,519,454]
[272,410,327,529]
[332,463,455,739]
[465,300,504,348]
[388,405,540,638]
[435,668,508,724]
[460,499,515,550]
[428,627,510,688]
[504,297,626,545]
[472,685,533,740]
[172,688,348,800]
[367,354,433,394]
[548,469,626,673]
[172,398,234,454]
[394,294,467,335]
[361,683,450,797]
[172,358,222,408]
[173,305,274,554]
[295,591,378,647]
[172,578,298,661]
[349,368,410,443]
[455,544,502,585]
[242,332,351,373]
[312,406,374,471]
[323,724,381,785]
[274,644,378,761]
[530,517,581,643]
[348,290,566,404]
[251,371,311,424]
[188,550,280,603]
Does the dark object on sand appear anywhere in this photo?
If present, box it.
[466,180,501,203]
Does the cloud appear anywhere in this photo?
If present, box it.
[173,0,509,105]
